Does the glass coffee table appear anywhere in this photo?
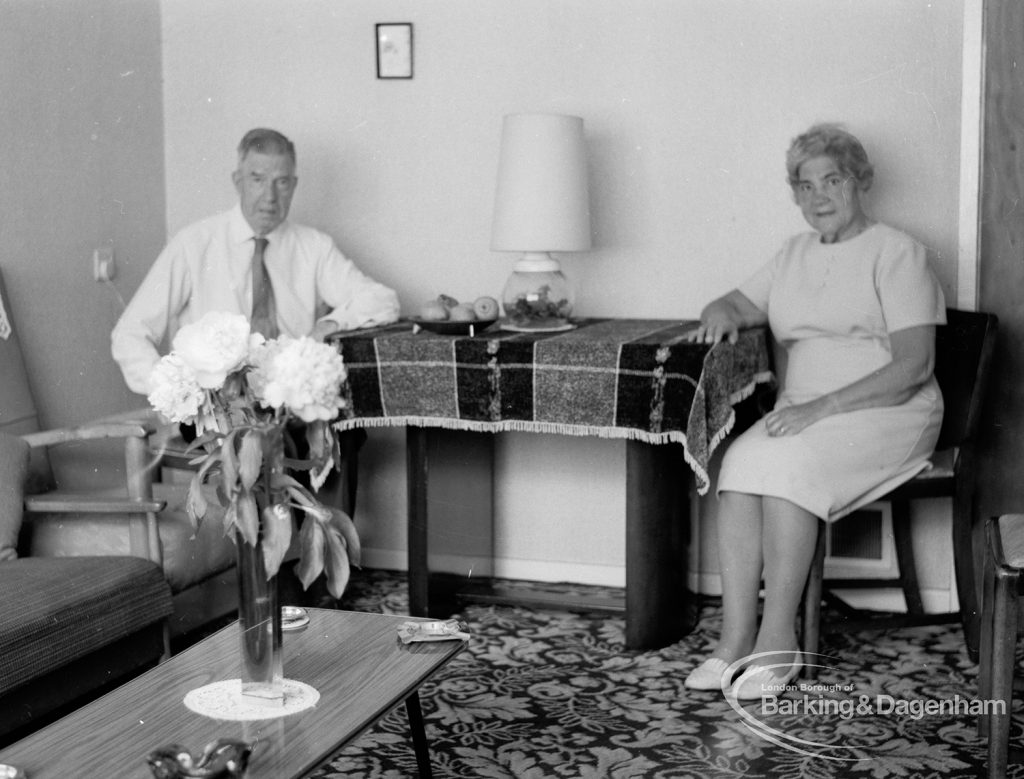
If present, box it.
[0,609,466,778]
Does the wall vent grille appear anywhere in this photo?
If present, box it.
[824,502,897,577]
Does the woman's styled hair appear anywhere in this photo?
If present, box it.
[785,123,874,192]
[237,128,296,165]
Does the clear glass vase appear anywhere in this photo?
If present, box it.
[236,532,283,704]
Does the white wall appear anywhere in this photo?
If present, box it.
[1,0,165,486]
[158,0,965,586]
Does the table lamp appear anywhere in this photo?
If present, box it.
[490,113,591,330]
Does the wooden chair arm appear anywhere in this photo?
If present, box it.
[19,409,168,568]
[24,493,166,566]
[25,495,166,514]
[87,407,163,428]
[22,419,157,450]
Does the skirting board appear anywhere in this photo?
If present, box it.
[361,547,703,592]
[361,547,625,587]
[693,571,956,614]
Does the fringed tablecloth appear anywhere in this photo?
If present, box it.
[331,319,774,494]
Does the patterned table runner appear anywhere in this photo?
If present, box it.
[331,319,773,494]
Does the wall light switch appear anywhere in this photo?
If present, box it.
[93,247,115,282]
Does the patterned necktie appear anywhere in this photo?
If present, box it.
[250,236,278,338]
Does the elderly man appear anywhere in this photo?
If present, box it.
[112,128,398,607]
[112,127,399,394]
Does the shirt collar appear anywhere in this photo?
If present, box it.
[228,203,289,245]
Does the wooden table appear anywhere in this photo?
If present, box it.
[0,610,465,778]
[332,319,773,650]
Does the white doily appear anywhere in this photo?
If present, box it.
[184,679,320,721]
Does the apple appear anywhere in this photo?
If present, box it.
[448,303,477,322]
[437,294,460,311]
[472,296,499,320]
[419,301,449,321]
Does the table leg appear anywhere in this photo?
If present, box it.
[407,428,495,618]
[407,429,695,649]
[625,440,695,649]
[407,427,430,617]
[405,691,432,779]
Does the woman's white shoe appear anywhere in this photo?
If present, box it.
[730,652,803,701]
[684,657,733,691]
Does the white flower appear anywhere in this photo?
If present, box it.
[147,354,205,424]
[171,311,253,389]
[249,336,347,422]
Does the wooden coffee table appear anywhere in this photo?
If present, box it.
[0,609,465,778]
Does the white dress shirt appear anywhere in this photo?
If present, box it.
[112,205,400,394]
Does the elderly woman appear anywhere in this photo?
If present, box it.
[684,124,945,700]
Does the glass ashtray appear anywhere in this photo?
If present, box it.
[281,606,310,632]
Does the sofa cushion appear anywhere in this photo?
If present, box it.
[0,556,173,696]
[0,432,29,561]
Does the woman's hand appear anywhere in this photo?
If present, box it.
[763,400,829,437]
[685,290,766,345]
[764,325,936,438]
[686,312,740,345]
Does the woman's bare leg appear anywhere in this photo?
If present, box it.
[753,495,820,665]
[710,490,765,662]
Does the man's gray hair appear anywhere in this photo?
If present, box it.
[237,128,296,164]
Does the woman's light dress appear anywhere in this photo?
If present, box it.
[717,223,946,522]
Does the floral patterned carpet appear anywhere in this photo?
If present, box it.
[308,569,1018,779]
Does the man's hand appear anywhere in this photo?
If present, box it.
[310,319,340,342]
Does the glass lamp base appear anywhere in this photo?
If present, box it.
[501,267,575,329]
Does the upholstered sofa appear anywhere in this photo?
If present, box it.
[0,432,174,743]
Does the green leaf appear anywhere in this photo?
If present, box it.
[329,508,361,567]
[235,490,259,546]
[186,471,208,526]
[271,472,305,492]
[261,503,292,579]
[322,524,351,598]
[223,500,238,538]
[286,483,317,508]
[192,448,222,484]
[237,429,263,491]
[295,517,325,590]
[189,430,220,451]
[220,434,239,497]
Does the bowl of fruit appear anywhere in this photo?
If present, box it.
[410,294,500,335]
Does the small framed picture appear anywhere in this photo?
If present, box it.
[376,23,413,79]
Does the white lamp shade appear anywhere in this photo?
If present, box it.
[490,113,592,253]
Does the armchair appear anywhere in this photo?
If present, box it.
[18,415,241,642]
[0,267,238,643]
[0,431,173,744]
